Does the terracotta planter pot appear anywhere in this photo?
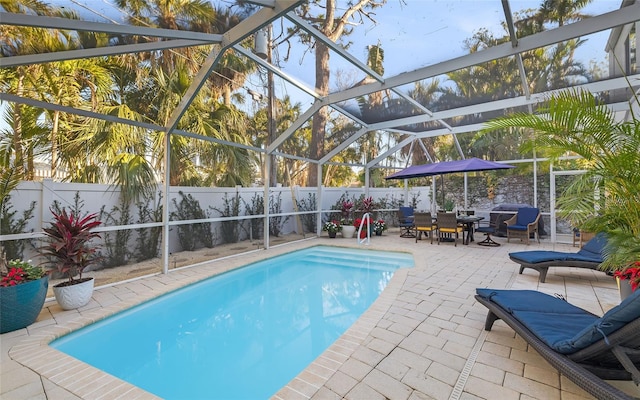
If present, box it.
[53,277,94,310]
[0,276,49,333]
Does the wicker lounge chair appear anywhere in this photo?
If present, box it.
[509,233,606,283]
[505,207,541,244]
[475,288,640,400]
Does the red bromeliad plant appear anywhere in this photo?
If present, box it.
[613,261,640,291]
[41,209,102,286]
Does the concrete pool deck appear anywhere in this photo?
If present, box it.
[1,231,638,399]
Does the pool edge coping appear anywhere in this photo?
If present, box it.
[7,240,413,400]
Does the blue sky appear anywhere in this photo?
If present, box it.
[3,0,624,117]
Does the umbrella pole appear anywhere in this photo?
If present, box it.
[441,175,445,210]
[464,173,468,210]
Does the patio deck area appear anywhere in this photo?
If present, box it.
[1,230,638,400]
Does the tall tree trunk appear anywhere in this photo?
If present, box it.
[308,43,330,187]
[51,109,60,178]
[12,73,25,178]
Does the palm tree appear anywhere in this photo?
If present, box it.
[483,89,640,272]
[0,0,71,180]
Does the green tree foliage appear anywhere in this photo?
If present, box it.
[483,88,640,271]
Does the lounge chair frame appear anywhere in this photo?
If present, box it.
[476,294,640,400]
[510,256,602,283]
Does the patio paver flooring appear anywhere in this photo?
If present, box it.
[2,231,638,400]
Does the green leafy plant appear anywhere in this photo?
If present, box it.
[41,209,102,285]
[268,192,290,237]
[0,196,36,261]
[484,88,640,272]
[296,193,317,233]
[135,192,163,262]
[99,197,132,268]
[243,192,264,240]
[322,220,341,234]
[373,219,387,233]
[214,193,242,244]
[171,191,213,251]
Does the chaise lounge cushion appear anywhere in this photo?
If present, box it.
[578,232,607,258]
[509,250,602,264]
[476,288,640,354]
[509,233,607,264]
[475,289,592,314]
[508,207,539,231]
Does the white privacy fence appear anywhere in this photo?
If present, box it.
[1,180,431,257]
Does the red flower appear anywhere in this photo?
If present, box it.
[0,267,26,287]
[354,216,372,228]
[614,262,640,291]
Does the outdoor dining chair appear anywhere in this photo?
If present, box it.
[397,207,415,238]
[475,220,500,247]
[413,212,437,244]
[436,212,463,246]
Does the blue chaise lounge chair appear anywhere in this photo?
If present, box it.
[475,288,640,400]
[509,233,606,283]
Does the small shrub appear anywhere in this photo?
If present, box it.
[0,196,36,261]
[171,191,212,251]
[98,197,133,268]
[296,193,317,233]
[243,192,263,240]
[135,192,163,262]
[213,193,241,244]
[269,192,290,237]
[51,192,87,218]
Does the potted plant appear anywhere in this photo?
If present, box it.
[354,216,373,238]
[340,200,356,238]
[361,196,375,215]
[41,209,102,310]
[0,259,48,333]
[373,219,387,236]
[613,262,640,301]
[483,88,640,297]
[322,220,342,238]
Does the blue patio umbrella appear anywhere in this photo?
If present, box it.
[385,158,515,207]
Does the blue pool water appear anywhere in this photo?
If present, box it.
[51,246,413,399]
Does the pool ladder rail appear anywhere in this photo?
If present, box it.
[356,212,371,246]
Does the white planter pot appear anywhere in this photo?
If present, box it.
[341,225,356,238]
[616,277,634,302]
[53,278,94,310]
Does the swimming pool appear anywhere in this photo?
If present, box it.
[51,245,413,399]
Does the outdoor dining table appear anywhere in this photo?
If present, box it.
[456,215,484,245]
